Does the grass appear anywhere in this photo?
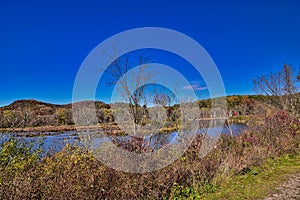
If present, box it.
[196,152,300,200]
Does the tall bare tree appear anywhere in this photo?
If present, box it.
[103,50,154,135]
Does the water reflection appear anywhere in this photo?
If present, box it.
[0,123,247,155]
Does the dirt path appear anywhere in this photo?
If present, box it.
[264,173,300,200]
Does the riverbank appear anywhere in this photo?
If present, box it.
[0,123,179,136]
[0,120,247,137]
[0,116,249,137]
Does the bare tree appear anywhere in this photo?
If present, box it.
[73,101,98,126]
[152,85,177,121]
[103,50,154,135]
[253,64,299,116]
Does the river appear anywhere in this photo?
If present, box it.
[0,123,247,155]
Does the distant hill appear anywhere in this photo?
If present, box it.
[0,99,109,111]
[0,95,277,129]
[0,99,111,128]
[1,99,60,110]
[0,95,274,111]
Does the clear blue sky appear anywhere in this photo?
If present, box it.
[1,0,299,106]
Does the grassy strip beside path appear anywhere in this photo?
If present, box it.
[197,152,300,200]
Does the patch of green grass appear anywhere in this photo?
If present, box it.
[169,181,220,200]
[198,152,300,200]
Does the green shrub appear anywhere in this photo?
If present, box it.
[0,137,42,173]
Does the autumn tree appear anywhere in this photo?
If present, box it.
[54,108,73,125]
[0,111,4,128]
[1,110,19,128]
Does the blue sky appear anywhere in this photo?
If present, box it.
[0,0,300,106]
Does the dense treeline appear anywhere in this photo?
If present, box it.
[0,94,289,129]
[0,95,275,129]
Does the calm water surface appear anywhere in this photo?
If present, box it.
[0,123,247,154]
